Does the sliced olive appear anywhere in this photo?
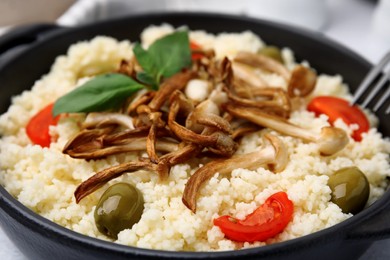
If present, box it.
[94,183,144,238]
[258,46,283,63]
[328,167,370,214]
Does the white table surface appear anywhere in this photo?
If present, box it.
[1,0,389,259]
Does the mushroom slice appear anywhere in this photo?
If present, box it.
[64,121,177,159]
[216,57,234,86]
[231,123,259,140]
[234,51,290,81]
[182,134,288,212]
[232,61,267,88]
[225,103,349,156]
[197,116,231,134]
[148,70,195,111]
[63,127,115,156]
[66,137,178,159]
[147,123,159,163]
[212,56,246,96]
[232,77,256,99]
[169,91,236,156]
[157,142,202,179]
[83,112,135,130]
[206,131,237,157]
[196,55,229,84]
[103,126,150,145]
[159,142,201,165]
[234,52,317,98]
[126,90,156,114]
[168,93,218,147]
[287,65,317,97]
[74,161,157,203]
[224,86,291,118]
[186,99,231,134]
[146,112,166,163]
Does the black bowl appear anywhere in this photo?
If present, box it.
[0,12,389,260]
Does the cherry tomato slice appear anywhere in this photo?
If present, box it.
[307,96,369,141]
[214,192,294,242]
[26,103,60,147]
[190,41,203,60]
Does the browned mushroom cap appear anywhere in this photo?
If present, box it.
[205,131,237,157]
[224,86,291,118]
[316,127,349,156]
[74,161,157,203]
[186,99,231,134]
[234,52,317,98]
[182,133,288,212]
[234,51,291,81]
[287,65,317,97]
[224,103,348,156]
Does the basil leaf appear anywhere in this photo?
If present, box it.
[136,71,158,90]
[148,30,192,78]
[133,30,191,86]
[133,43,160,84]
[53,73,144,116]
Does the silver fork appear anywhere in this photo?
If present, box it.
[351,51,390,114]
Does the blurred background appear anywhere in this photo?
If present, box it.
[0,0,389,62]
[0,0,389,259]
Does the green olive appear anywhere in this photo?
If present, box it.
[94,183,144,238]
[258,46,284,63]
[328,167,370,214]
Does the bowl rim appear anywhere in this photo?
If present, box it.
[2,186,390,258]
[0,11,387,258]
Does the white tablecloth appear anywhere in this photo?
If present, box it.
[1,0,389,259]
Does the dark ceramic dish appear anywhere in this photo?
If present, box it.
[0,12,389,260]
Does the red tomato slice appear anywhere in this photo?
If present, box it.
[190,41,203,60]
[213,192,294,242]
[26,103,60,147]
[307,96,369,141]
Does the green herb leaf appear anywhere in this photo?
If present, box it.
[53,73,145,116]
[133,30,191,87]
[133,43,160,84]
[136,71,158,90]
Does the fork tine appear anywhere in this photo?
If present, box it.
[361,70,390,108]
[373,85,390,113]
[351,51,390,105]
